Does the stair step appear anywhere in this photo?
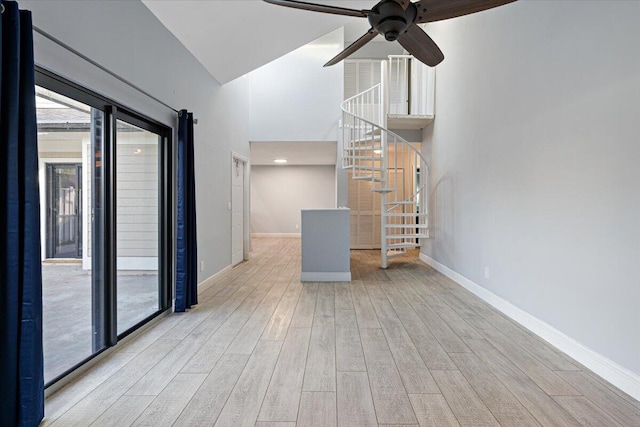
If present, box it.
[385,213,428,218]
[387,243,420,249]
[387,249,407,259]
[386,234,429,239]
[343,124,379,130]
[344,146,382,152]
[372,188,394,193]
[350,135,381,143]
[385,224,428,228]
[353,165,384,172]
[344,149,383,155]
[353,175,383,182]
[385,201,416,205]
[351,156,382,160]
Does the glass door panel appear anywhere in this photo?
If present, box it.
[37,87,105,383]
[116,119,161,334]
[46,164,82,259]
[37,71,171,387]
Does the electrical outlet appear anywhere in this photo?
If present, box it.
[295,224,299,229]
[228,202,232,210]
[200,261,205,272]
[484,267,490,279]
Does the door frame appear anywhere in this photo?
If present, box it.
[231,152,250,264]
[46,162,83,259]
[40,158,84,261]
[36,68,173,389]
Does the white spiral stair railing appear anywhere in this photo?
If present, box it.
[341,62,430,268]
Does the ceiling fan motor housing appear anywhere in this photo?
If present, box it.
[368,0,417,41]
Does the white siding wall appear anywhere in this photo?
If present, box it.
[81,131,160,271]
[116,132,159,266]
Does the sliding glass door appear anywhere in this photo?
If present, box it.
[36,71,172,385]
[38,87,105,382]
[116,118,162,334]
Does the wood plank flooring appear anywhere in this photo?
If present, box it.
[44,238,640,426]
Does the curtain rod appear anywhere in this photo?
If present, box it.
[32,25,181,115]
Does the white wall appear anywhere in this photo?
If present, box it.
[251,165,336,234]
[248,29,344,142]
[23,0,251,281]
[247,28,348,221]
[422,0,640,394]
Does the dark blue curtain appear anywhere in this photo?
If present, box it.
[0,1,45,426]
[175,110,198,312]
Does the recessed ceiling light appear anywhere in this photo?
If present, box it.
[273,159,287,164]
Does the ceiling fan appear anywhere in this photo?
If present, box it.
[263,0,516,67]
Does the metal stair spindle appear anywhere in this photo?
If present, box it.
[380,64,389,267]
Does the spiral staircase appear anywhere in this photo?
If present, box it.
[342,57,432,268]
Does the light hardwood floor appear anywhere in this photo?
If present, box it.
[43,237,640,426]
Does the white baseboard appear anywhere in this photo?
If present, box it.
[419,252,640,402]
[251,233,301,238]
[197,264,232,294]
[300,272,351,282]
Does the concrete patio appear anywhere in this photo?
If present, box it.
[42,262,159,383]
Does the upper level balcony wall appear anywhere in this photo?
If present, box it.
[345,55,435,131]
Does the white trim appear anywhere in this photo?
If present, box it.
[251,233,301,238]
[300,272,351,282]
[419,253,640,402]
[231,152,249,163]
[231,152,250,265]
[197,264,233,294]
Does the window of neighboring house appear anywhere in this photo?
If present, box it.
[36,69,173,386]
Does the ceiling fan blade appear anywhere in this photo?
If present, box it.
[397,24,444,66]
[263,0,368,17]
[414,0,517,23]
[324,29,378,67]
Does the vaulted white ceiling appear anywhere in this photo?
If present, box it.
[142,0,376,84]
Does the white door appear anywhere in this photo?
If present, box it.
[231,158,245,265]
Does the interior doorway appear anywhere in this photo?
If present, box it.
[46,163,82,259]
[231,154,248,266]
